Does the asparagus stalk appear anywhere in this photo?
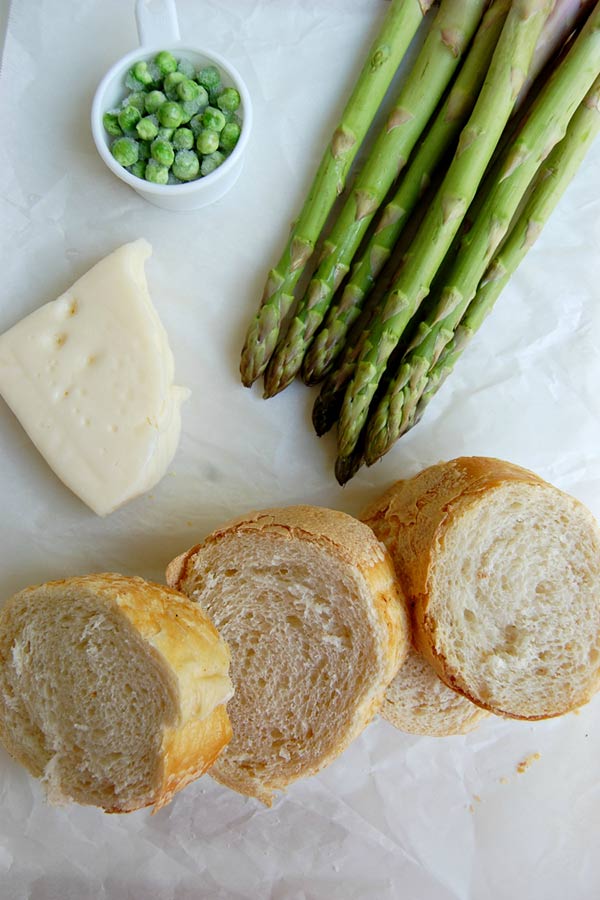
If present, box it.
[302,0,512,387]
[415,73,600,428]
[365,6,600,466]
[263,0,489,398]
[239,0,434,388]
[334,0,555,479]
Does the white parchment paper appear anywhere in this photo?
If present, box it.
[1,1,599,897]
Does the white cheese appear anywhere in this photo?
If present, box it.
[0,240,189,516]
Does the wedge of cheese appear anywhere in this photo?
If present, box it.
[0,240,189,516]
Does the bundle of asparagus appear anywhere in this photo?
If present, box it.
[240,0,600,484]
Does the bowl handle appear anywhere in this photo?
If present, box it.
[135,0,181,47]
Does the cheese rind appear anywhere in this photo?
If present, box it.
[0,240,189,516]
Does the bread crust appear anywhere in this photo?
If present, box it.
[168,505,410,803]
[363,457,600,720]
[0,573,233,813]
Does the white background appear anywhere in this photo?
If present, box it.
[1,1,599,897]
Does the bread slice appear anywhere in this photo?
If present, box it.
[378,646,488,737]
[363,457,600,720]
[363,487,489,737]
[0,573,233,812]
[167,505,409,804]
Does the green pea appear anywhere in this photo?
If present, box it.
[172,149,200,182]
[197,65,220,91]
[103,110,122,137]
[202,106,226,132]
[151,138,175,167]
[145,90,166,114]
[136,115,159,141]
[164,71,186,100]
[217,87,240,113]
[220,121,241,153]
[196,129,220,155]
[177,78,201,103]
[128,160,147,179]
[123,91,146,113]
[209,86,223,106]
[173,127,194,151]
[200,150,226,177]
[111,137,139,167]
[154,50,178,76]
[177,57,196,79]
[157,127,174,141]
[118,105,142,133]
[158,101,184,129]
[132,60,153,86]
[145,159,169,184]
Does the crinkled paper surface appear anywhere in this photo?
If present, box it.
[1,1,600,898]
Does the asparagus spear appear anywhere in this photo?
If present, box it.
[334,0,555,479]
[239,0,434,388]
[365,6,600,466]
[264,0,488,398]
[415,73,600,429]
[302,0,512,387]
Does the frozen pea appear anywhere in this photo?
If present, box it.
[118,105,142,132]
[158,101,184,129]
[217,87,240,113]
[128,160,147,179]
[132,60,153,86]
[103,110,122,137]
[173,127,194,150]
[155,50,178,76]
[197,65,220,91]
[196,129,220,155]
[164,71,186,100]
[111,137,139,167]
[148,62,162,84]
[202,106,226,132]
[177,57,196,79]
[172,149,200,181]
[157,127,174,141]
[123,91,146,113]
[177,78,201,103]
[145,159,169,184]
[219,121,241,153]
[200,150,225,176]
[145,89,166,114]
[168,172,183,185]
[136,115,159,141]
[151,138,175,167]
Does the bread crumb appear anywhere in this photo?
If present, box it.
[473,794,481,803]
[499,776,509,785]
[516,752,541,774]
[469,804,474,813]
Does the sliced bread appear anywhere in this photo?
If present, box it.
[0,573,233,812]
[167,505,409,804]
[363,457,600,720]
[363,483,489,736]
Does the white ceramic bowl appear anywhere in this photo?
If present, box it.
[90,2,252,211]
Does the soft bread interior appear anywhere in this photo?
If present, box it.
[381,646,488,736]
[0,587,177,811]
[184,531,387,802]
[427,483,600,717]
